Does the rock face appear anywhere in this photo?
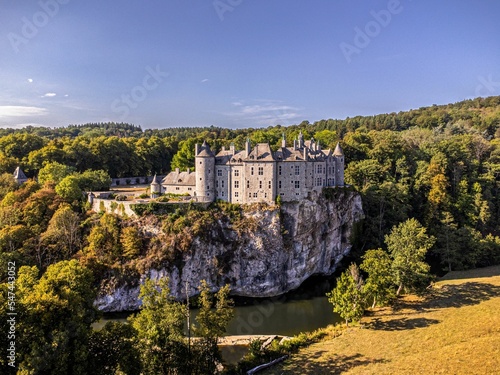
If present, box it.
[94,189,364,312]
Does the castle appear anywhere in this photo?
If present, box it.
[151,132,345,204]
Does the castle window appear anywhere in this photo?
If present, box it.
[235,192,239,197]
[234,169,240,177]
[216,181,219,188]
[253,192,258,198]
[249,192,252,198]
[278,166,282,175]
[188,187,192,191]
[259,181,262,189]
[258,167,263,175]
[316,165,322,173]
[295,181,300,188]
[176,187,179,190]
[217,170,222,176]
[316,178,322,186]
[265,193,267,198]
[278,181,282,189]
[199,161,202,164]
[251,167,254,175]
[246,180,250,188]
[222,181,225,188]
[207,186,210,189]
[235,181,239,189]
[295,166,300,175]
[222,192,224,197]
[268,181,271,189]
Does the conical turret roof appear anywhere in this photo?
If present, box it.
[13,166,27,180]
[197,141,215,157]
[333,142,344,156]
[151,174,159,185]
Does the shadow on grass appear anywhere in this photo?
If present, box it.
[281,352,388,374]
[367,317,440,331]
[424,282,500,310]
[391,282,500,313]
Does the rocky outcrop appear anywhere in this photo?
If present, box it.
[94,189,363,312]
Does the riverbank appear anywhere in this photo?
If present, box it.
[264,265,500,374]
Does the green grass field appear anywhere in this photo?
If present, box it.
[264,266,500,375]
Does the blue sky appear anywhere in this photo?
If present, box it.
[0,0,499,129]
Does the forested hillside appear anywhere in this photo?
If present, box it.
[1,96,500,372]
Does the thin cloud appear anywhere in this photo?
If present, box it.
[41,92,57,98]
[201,78,209,83]
[0,106,48,118]
[225,100,302,126]
[27,78,33,83]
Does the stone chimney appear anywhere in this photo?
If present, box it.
[195,143,199,155]
[230,143,235,155]
[245,138,251,157]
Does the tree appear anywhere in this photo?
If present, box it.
[56,175,83,202]
[0,173,17,200]
[192,281,234,374]
[17,260,98,374]
[88,322,141,375]
[327,264,365,327]
[37,162,75,185]
[85,213,121,264]
[130,277,188,375]
[170,138,201,171]
[120,226,142,259]
[42,204,81,260]
[360,249,395,308]
[385,218,435,295]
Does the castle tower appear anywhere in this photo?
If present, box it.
[195,141,215,202]
[333,142,345,186]
[150,174,161,197]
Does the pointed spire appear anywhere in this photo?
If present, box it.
[333,142,344,156]
[151,174,159,185]
[13,166,28,184]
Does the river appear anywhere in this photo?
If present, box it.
[94,295,340,336]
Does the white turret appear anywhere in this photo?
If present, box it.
[333,142,345,186]
[195,141,215,202]
[150,174,161,197]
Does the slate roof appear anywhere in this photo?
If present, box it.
[333,142,344,156]
[161,170,195,186]
[13,167,28,181]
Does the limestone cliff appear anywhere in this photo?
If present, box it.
[95,189,363,312]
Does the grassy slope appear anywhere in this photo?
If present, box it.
[265,266,500,375]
